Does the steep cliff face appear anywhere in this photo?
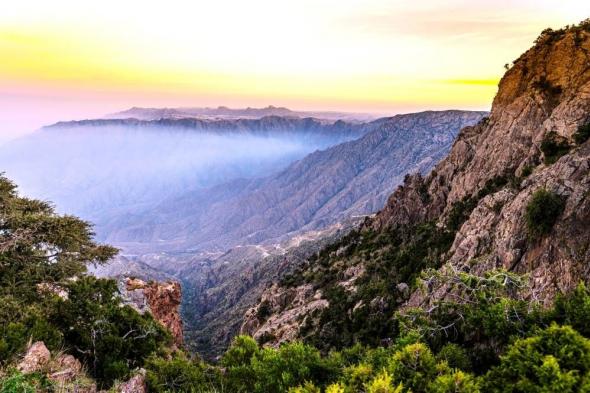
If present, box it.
[121,278,184,347]
[244,25,590,348]
[378,26,590,302]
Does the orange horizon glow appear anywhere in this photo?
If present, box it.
[1,0,590,141]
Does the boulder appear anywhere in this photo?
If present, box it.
[17,341,50,373]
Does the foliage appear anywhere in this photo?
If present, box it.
[429,370,481,393]
[52,276,171,385]
[398,269,549,371]
[574,122,590,145]
[387,343,438,392]
[0,174,170,388]
[540,131,571,165]
[365,372,403,393]
[483,325,590,392]
[525,189,565,238]
[436,344,472,371]
[145,353,210,393]
[222,338,339,393]
[0,175,116,302]
[0,370,52,393]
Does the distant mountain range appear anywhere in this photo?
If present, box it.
[0,116,369,245]
[102,110,487,253]
[106,105,381,122]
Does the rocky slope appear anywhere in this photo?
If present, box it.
[106,110,485,252]
[243,24,590,348]
[180,219,362,359]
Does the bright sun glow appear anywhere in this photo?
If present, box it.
[1,0,590,140]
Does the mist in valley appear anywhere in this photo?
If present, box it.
[0,123,353,243]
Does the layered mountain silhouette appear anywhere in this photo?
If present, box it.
[100,110,486,252]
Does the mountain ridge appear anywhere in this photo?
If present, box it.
[101,110,486,253]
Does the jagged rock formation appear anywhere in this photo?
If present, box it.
[121,278,184,346]
[241,283,328,346]
[243,24,590,347]
[381,26,590,304]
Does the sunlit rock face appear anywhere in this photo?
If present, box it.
[245,27,590,347]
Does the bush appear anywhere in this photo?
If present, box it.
[483,325,590,392]
[145,353,209,393]
[52,276,171,386]
[388,343,438,392]
[574,122,590,145]
[429,370,481,393]
[540,131,571,164]
[437,344,472,371]
[365,372,403,393]
[0,370,52,393]
[525,189,565,238]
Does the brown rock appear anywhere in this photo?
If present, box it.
[48,354,83,383]
[117,370,147,393]
[17,341,50,373]
[122,278,184,346]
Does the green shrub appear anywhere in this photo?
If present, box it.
[428,370,481,393]
[437,344,472,371]
[145,353,208,393]
[574,122,590,145]
[50,276,171,386]
[483,325,590,392]
[553,283,590,337]
[520,165,534,178]
[525,189,565,238]
[388,343,438,392]
[540,131,571,164]
[365,372,403,393]
[0,370,52,393]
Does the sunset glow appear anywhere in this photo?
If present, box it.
[1,0,589,141]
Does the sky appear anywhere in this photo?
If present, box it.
[1,0,589,142]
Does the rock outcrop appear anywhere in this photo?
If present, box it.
[121,278,184,346]
[241,284,328,346]
[116,369,147,393]
[17,341,51,373]
[16,342,97,392]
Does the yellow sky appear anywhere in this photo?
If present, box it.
[1,0,589,139]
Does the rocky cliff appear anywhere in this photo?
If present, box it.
[243,23,590,348]
[121,278,184,347]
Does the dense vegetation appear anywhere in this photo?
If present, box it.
[114,276,590,393]
[0,174,172,388]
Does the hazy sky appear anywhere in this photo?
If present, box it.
[1,0,589,141]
